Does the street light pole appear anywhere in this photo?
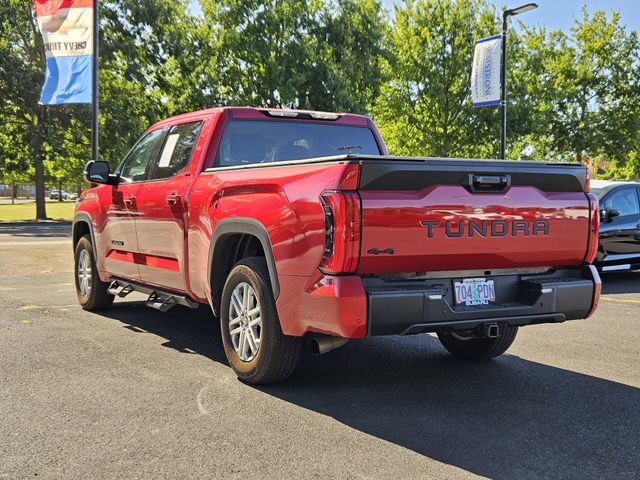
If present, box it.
[500,13,508,160]
[500,3,538,159]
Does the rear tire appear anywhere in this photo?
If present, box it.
[437,325,518,360]
[220,257,302,384]
[74,235,114,311]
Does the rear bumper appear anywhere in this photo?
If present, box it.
[276,266,600,339]
[365,266,600,336]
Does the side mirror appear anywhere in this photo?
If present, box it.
[600,207,621,223]
[84,160,117,185]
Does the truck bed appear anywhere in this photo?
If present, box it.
[207,153,594,273]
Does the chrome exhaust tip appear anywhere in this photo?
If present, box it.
[307,337,350,356]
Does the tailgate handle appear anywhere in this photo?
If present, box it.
[467,174,511,193]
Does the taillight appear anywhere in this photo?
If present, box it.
[585,192,600,264]
[320,191,361,274]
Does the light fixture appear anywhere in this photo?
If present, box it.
[505,3,538,17]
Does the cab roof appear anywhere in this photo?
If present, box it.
[149,106,371,131]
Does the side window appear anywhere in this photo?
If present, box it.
[602,188,640,217]
[120,129,166,183]
[150,121,203,180]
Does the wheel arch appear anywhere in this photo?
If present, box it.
[208,218,279,316]
[72,212,96,251]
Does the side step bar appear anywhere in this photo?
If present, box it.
[108,279,199,312]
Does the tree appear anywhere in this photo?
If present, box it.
[199,0,386,112]
[98,0,203,167]
[371,0,501,158]
[0,106,31,204]
[0,0,202,220]
[508,9,640,170]
[1,0,56,218]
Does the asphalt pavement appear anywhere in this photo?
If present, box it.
[1,222,639,479]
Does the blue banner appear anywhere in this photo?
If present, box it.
[34,0,93,105]
[40,55,92,104]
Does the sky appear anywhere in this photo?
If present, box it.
[381,0,640,33]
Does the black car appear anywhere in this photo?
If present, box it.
[591,180,640,271]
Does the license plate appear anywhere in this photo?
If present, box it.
[454,278,496,306]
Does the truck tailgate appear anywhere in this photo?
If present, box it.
[355,158,592,274]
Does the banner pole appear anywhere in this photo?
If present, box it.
[500,13,507,160]
[91,0,99,162]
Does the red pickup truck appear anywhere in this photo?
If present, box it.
[74,106,601,383]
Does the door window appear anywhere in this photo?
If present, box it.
[119,129,166,183]
[150,121,203,180]
[602,188,640,217]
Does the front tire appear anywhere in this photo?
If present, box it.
[74,234,114,311]
[220,257,302,384]
[437,325,518,360]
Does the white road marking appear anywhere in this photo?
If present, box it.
[196,384,210,416]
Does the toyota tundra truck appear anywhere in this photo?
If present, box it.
[73,106,601,384]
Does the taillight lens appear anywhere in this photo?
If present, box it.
[585,192,600,264]
[320,191,361,274]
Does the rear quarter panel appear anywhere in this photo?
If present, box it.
[187,162,353,296]
[187,161,370,337]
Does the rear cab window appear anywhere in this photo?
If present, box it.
[214,120,381,167]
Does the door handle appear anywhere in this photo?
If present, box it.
[124,197,135,208]
[166,194,181,206]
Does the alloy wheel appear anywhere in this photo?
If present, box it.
[77,249,92,297]
[228,282,262,361]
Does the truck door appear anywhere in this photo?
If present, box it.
[599,187,640,256]
[135,120,204,292]
[103,129,166,281]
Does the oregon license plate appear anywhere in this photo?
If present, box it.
[454,278,496,306]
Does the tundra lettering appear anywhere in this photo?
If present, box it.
[420,219,550,238]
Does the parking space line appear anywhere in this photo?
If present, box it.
[600,297,640,304]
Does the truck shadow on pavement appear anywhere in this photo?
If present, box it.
[0,221,72,238]
[99,302,640,480]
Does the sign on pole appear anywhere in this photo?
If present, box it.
[471,34,502,107]
[34,0,94,105]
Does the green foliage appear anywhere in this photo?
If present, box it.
[509,9,640,168]
[371,0,500,157]
[98,0,200,166]
[199,0,386,112]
